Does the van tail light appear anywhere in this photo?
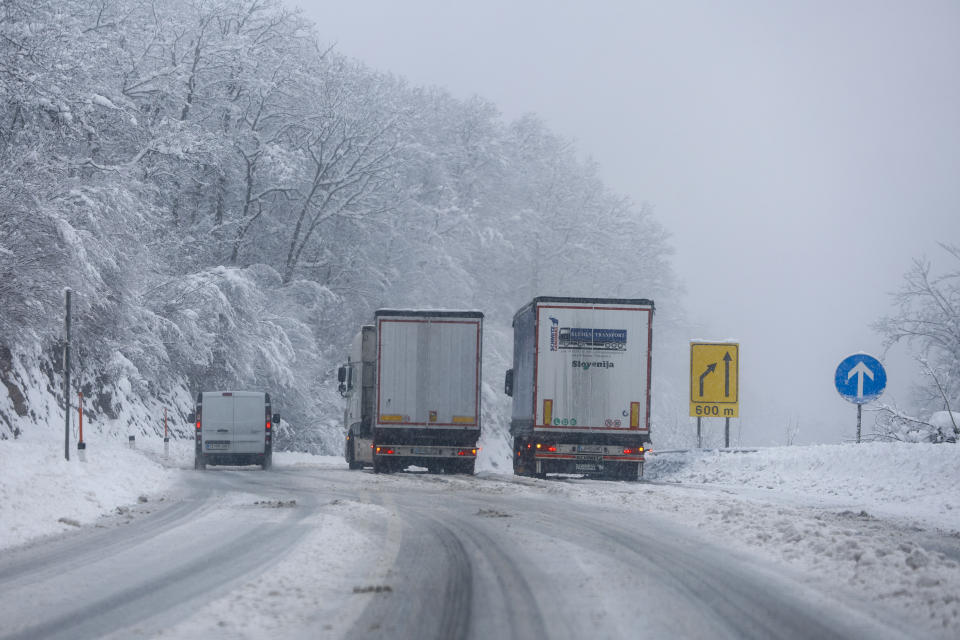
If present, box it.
[266,421,271,430]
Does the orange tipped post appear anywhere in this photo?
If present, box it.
[77,392,86,460]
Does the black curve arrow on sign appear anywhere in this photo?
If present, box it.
[723,352,732,397]
[699,363,717,397]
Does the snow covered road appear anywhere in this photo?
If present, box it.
[3,453,950,639]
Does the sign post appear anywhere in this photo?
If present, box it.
[834,353,887,443]
[690,342,739,447]
[63,289,71,461]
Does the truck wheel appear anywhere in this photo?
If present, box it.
[512,438,530,477]
[194,454,206,470]
[346,440,363,470]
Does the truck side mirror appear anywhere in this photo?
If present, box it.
[187,412,196,423]
[337,366,347,383]
[504,369,514,397]
[272,413,281,424]
[338,383,347,396]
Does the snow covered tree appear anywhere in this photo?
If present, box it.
[875,244,960,442]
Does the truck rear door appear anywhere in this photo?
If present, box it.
[201,394,234,453]
[232,393,266,454]
[535,302,652,433]
[377,316,481,428]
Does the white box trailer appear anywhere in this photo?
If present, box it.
[339,309,483,474]
[188,391,279,470]
[505,297,654,480]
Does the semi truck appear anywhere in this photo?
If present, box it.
[504,297,654,480]
[187,391,279,470]
[339,309,483,474]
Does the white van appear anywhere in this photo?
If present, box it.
[187,391,279,470]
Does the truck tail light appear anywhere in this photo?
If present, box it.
[376,447,395,455]
[623,448,634,454]
[630,402,641,428]
[546,445,557,452]
[457,448,478,457]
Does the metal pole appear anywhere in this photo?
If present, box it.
[724,417,730,448]
[856,404,862,443]
[164,408,169,458]
[697,416,702,448]
[64,289,71,461]
[77,392,86,461]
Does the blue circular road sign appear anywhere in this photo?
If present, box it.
[835,354,886,404]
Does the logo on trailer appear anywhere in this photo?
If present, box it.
[549,317,559,351]
[557,328,628,351]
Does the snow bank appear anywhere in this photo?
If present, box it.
[646,443,960,532]
[0,436,177,550]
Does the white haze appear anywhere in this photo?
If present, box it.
[297,0,960,445]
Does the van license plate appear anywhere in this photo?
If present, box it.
[206,442,229,450]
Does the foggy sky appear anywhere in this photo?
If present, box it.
[296,0,960,445]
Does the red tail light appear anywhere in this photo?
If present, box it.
[623,448,634,454]
[195,421,201,430]
[266,421,271,430]
[546,445,557,452]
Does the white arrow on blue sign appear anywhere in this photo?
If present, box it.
[834,354,887,404]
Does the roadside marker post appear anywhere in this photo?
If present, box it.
[834,353,887,443]
[77,392,86,462]
[164,408,170,458]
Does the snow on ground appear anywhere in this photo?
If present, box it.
[558,444,960,637]
[0,434,176,550]
[0,434,345,551]
[147,499,397,640]
[2,435,958,636]
[645,443,960,533]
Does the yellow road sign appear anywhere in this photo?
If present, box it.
[690,342,739,418]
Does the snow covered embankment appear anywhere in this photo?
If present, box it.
[639,444,960,637]
[0,436,178,550]
[646,442,960,533]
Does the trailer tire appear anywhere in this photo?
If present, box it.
[346,439,363,470]
[512,437,532,477]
